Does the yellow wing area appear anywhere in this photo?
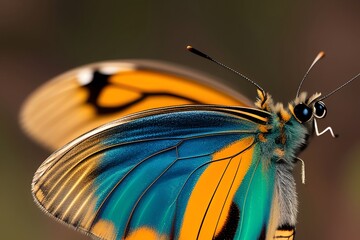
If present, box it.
[21,60,252,150]
[125,227,167,240]
[180,137,254,240]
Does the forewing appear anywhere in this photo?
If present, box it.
[21,60,252,149]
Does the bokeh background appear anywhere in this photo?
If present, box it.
[1,1,359,239]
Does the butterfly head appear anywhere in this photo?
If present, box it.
[288,92,326,123]
[256,89,336,141]
[255,90,326,123]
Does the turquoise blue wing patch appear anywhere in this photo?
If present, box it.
[32,105,275,240]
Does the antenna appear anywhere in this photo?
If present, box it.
[319,72,360,101]
[187,46,265,94]
[296,51,326,97]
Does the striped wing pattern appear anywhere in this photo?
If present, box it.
[32,105,275,240]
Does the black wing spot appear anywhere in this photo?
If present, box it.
[258,225,267,240]
[82,70,202,115]
[82,70,112,112]
[214,202,240,240]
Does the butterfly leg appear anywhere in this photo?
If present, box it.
[314,119,338,138]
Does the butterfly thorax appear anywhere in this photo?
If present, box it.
[254,90,321,232]
[255,89,321,163]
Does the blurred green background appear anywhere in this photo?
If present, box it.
[1,1,359,239]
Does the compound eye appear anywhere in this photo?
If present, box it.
[314,101,327,118]
[293,103,312,123]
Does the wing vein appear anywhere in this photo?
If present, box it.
[212,155,243,238]
[89,142,184,230]
[196,155,233,239]
[122,144,183,237]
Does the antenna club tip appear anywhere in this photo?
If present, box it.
[186,45,193,50]
[318,51,326,58]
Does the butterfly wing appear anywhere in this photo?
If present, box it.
[21,60,252,150]
[32,105,277,240]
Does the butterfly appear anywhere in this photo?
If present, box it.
[23,46,359,240]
